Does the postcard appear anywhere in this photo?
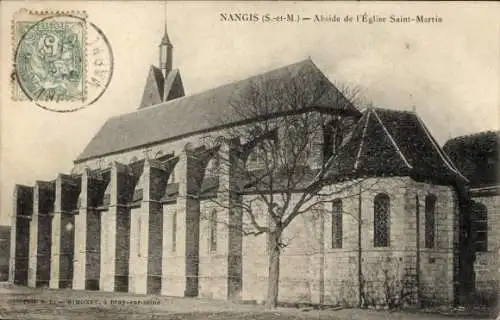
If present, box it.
[0,1,498,319]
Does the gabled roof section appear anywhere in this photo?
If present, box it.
[328,108,412,178]
[139,65,164,109]
[326,108,468,185]
[163,69,185,101]
[76,59,360,163]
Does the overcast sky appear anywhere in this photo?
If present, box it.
[1,1,498,225]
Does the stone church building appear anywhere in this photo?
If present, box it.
[9,26,486,307]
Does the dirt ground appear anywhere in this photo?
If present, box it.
[0,285,495,320]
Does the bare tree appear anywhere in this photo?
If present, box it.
[191,65,378,308]
[333,81,372,111]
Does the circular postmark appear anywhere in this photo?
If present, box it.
[13,13,113,112]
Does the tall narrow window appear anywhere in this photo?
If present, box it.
[137,216,142,256]
[247,146,263,170]
[332,199,343,248]
[374,193,390,247]
[171,211,177,252]
[425,194,437,249]
[210,210,217,252]
[472,202,488,252]
[311,142,324,169]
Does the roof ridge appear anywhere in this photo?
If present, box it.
[373,106,413,115]
[152,65,165,98]
[118,59,317,118]
[414,113,468,182]
[354,111,370,170]
[371,108,413,169]
[75,59,360,163]
[447,130,500,142]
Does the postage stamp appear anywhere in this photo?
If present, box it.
[13,10,87,102]
[12,9,113,112]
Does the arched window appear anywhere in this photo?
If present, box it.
[209,209,217,252]
[425,194,437,249]
[374,193,390,247]
[472,202,488,252]
[247,146,265,170]
[332,199,343,248]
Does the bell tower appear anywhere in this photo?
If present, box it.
[138,5,184,109]
[159,22,173,77]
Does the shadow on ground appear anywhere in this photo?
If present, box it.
[0,284,495,320]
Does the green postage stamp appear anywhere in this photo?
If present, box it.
[13,10,87,102]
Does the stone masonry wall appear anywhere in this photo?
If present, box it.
[11,185,33,286]
[147,201,163,294]
[22,127,460,306]
[238,177,456,307]
[198,200,229,299]
[59,214,75,288]
[410,181,455,306]
[85,209,101,290]
[161,202,184,296]
[472,194,500,300]
[129,206,145,293]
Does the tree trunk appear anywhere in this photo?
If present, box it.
[266,231,281,309]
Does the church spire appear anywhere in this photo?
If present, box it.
[139,3,184,109]
[159,5,173,77]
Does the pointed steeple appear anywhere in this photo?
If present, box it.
[159,13,173,77]
[138,8,184,109]
[160,22,172,46]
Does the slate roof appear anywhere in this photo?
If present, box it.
[75,59,360,163]
[443,131,499,188]
[326,108,468,185]
[162,68,185,102]
[139,65,165,108]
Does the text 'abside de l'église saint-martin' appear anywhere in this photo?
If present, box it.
[314,13,443,23]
